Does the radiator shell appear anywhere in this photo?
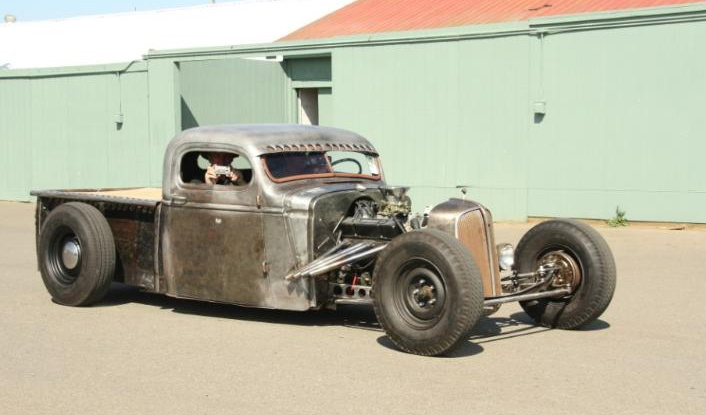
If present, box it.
[427,199,501,298]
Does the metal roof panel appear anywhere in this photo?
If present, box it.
[281,0,706,40]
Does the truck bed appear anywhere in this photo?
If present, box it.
[31,187,161,207]
[77,187,161,200]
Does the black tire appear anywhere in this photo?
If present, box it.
[514,219,616,329]
[372,229,484,356]
[38,202,116,306]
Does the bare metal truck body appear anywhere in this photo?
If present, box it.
[32,124,616,356]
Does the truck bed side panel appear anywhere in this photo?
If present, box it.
[34,192,159,292]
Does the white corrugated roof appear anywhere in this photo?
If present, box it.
[0,0,354,69]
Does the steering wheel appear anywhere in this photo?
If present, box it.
[331,158,362,174]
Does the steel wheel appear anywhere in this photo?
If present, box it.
[38,202,115,306]
[514,219,616,329]
[393,259,447,325]
[46,227,83,286]
[537,249,582,294]
[373,229,484,356]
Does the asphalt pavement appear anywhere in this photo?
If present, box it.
[0,201,704,415]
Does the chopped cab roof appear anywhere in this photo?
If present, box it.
[167,124,378,157]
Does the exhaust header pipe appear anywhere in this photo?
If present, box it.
[286,242,372,280]
[306,244,387,277]
[285,242,387,280]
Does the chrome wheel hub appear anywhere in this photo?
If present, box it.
[540,250,581,291]
[403,267,446,320]
[412,280,437,308]
[61,239,81,270]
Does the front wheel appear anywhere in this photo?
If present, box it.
[514,219,616,329]
[372,229,484,356]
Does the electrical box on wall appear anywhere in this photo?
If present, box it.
[533,101,546,115]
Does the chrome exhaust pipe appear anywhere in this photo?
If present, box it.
[306,244,387,278]
[318,241,352,258]
[298,242,371,276]
[296,241,351,273]
[285,242,370,280]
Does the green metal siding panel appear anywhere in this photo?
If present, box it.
[30,75,110,190]
[452,37,529,219]
[148,59,181,187]
[30,73,151,192]
[528,21,706,223]
[318,87,333,126]
[108,72,151,188]
[0,69,150,201]
[0,79,32,200]
[331,38,530,219]
[179,58,288,129]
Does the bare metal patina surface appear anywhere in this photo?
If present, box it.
[31,125,388,311]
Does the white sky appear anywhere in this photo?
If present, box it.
[3,1,228,22]
[0,0,353,69]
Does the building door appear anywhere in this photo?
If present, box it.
[297,88,319,125]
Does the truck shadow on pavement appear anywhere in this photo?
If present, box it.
[100,283,381,329]
[375,313,608,357]
[100,283,609,357]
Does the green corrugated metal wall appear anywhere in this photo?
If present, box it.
[327,19,706,222]
[331,36,530,220]
[526,22,706,222]
[0,78,30,200]
[177,56,332,129]
[180,58,289,129]
[1,6,705,223]
[317,88,333,126]
[0,64,150,199]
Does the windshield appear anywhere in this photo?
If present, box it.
[263,151,381,182]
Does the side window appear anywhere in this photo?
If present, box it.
[180,150,253,187]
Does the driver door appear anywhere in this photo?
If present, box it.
[160,146,272,306]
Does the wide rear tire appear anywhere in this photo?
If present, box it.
[514,219,616,329]
[38,202,116,306]
[372,229,484,356]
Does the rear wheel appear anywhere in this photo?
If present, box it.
[372,229,484,356]
[38,202,115,306]
[514,219,616,329]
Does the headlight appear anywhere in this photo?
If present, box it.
[496,243,514,271]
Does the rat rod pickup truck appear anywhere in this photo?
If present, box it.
[32,124,616,356]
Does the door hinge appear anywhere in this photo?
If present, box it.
[170,195,187,206]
